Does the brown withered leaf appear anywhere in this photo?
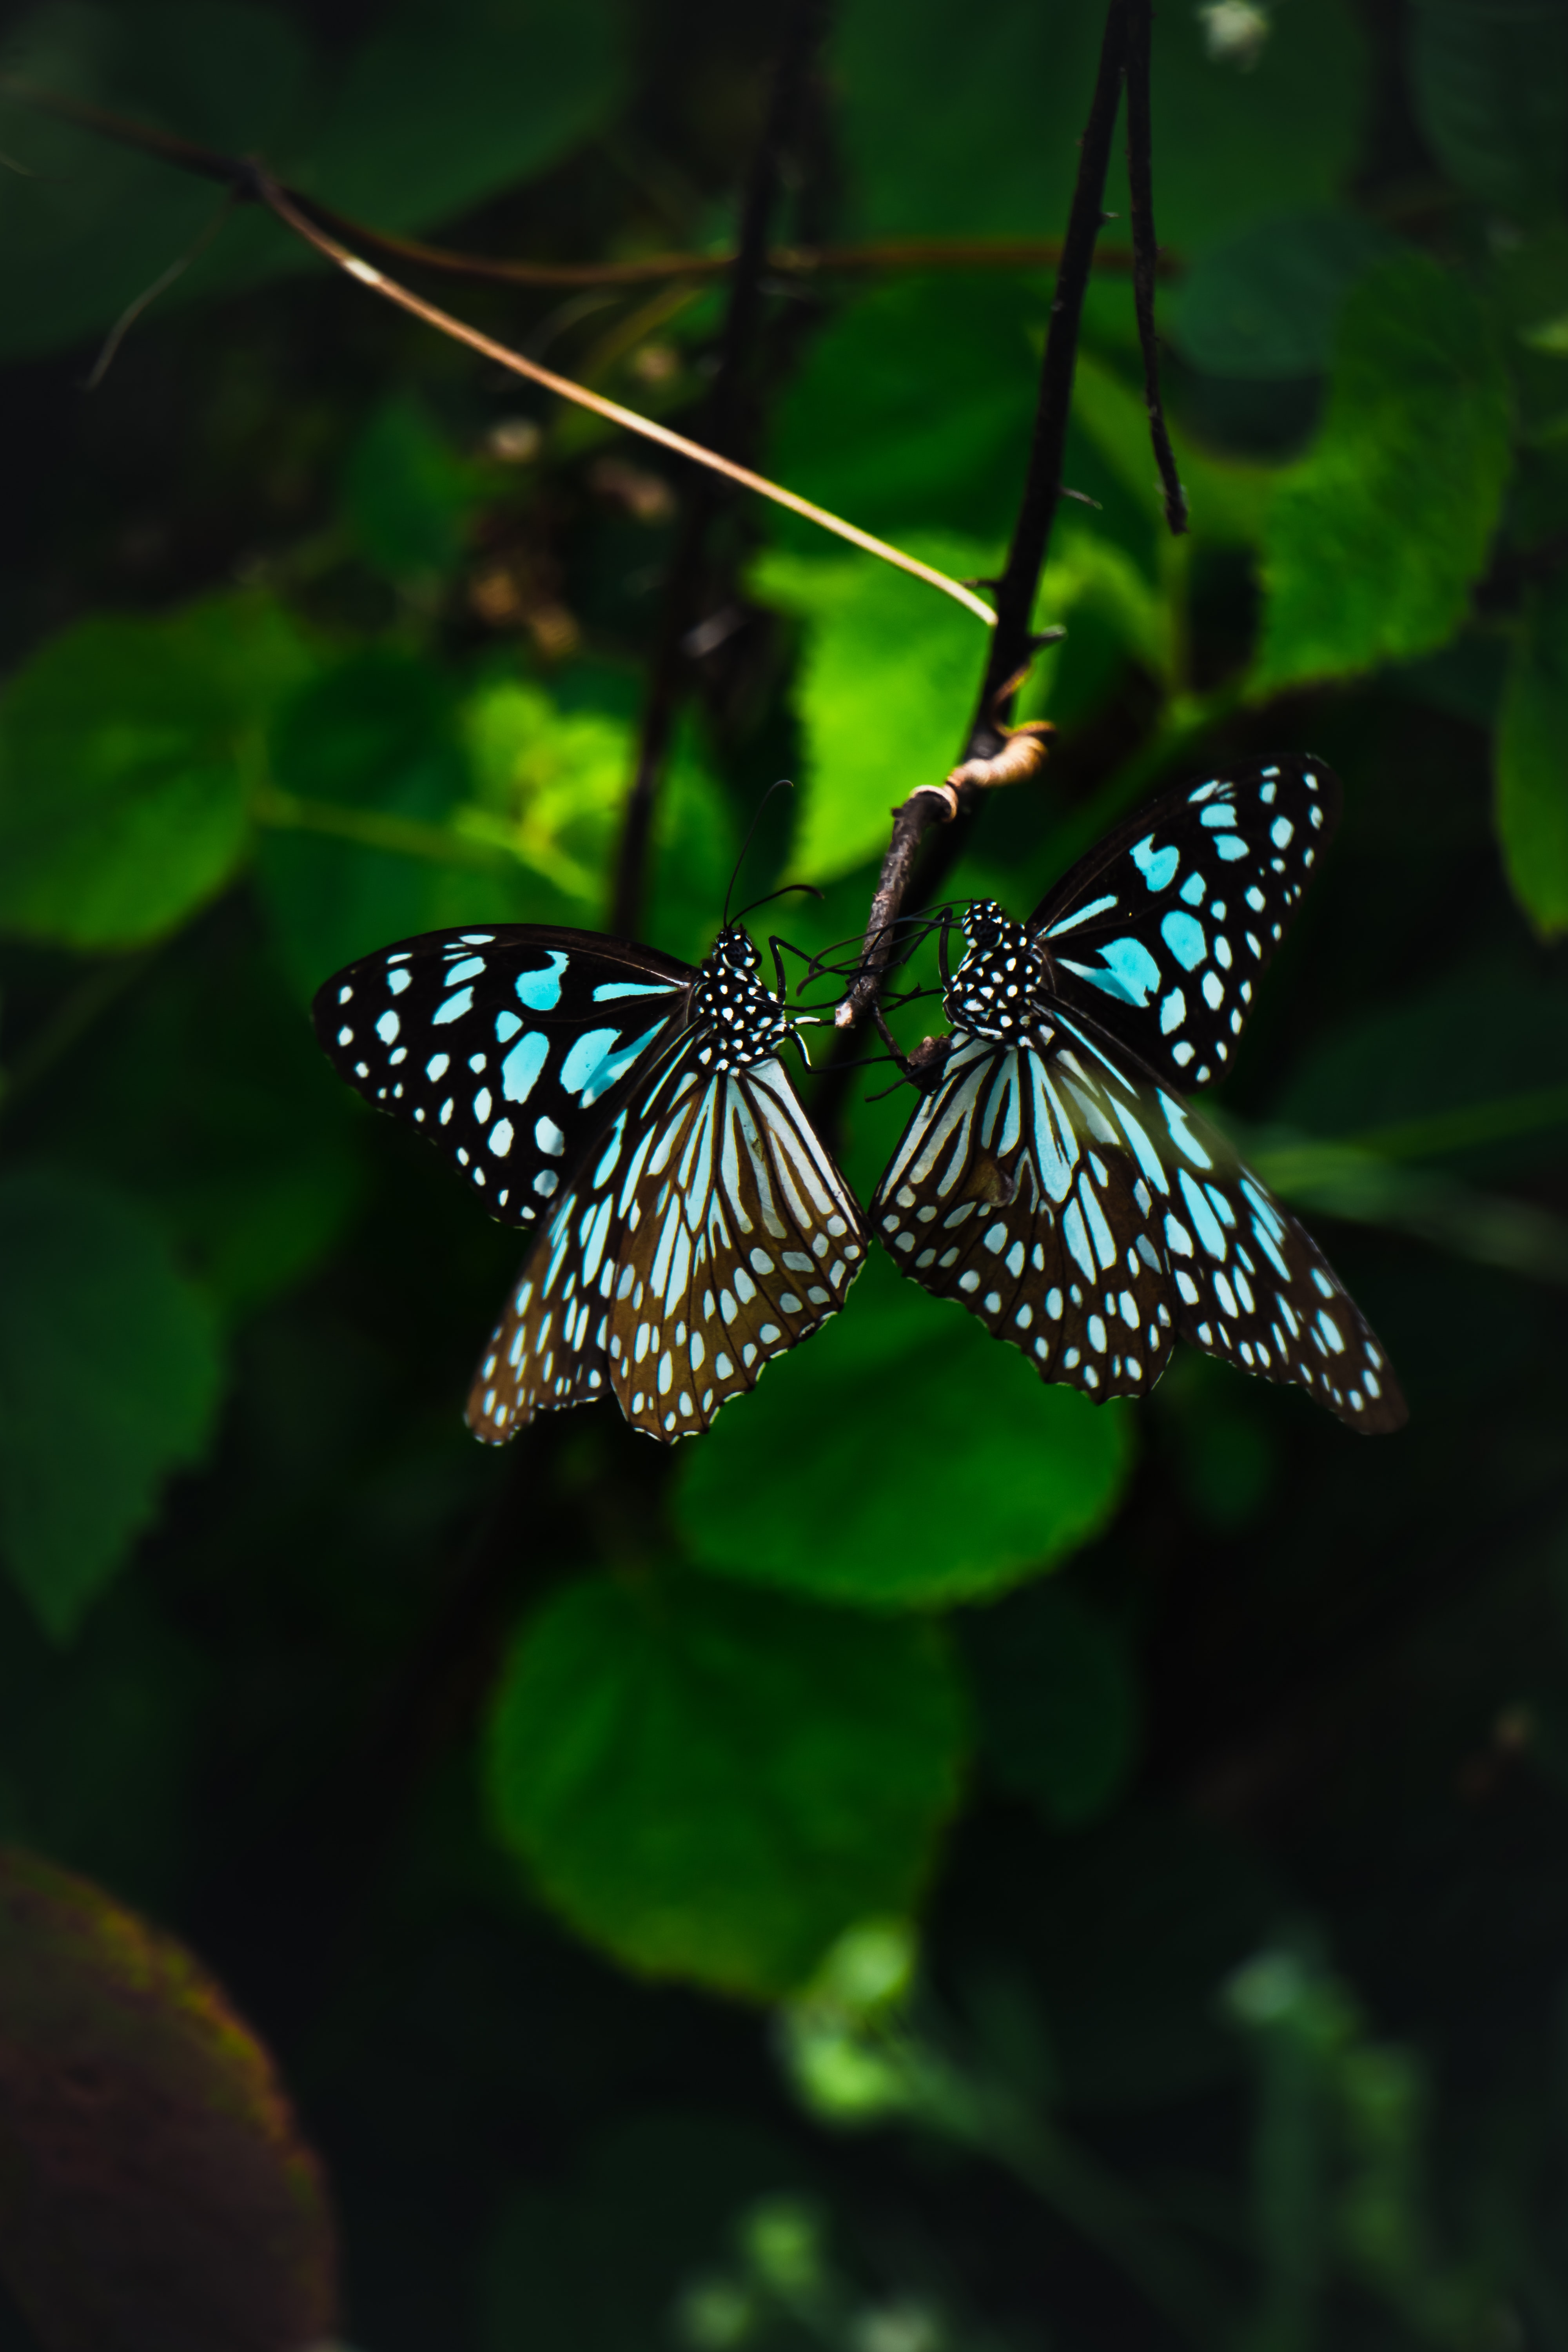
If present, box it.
[0,1846,338,2352]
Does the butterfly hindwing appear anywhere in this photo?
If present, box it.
[874,1001,1403,1433]
[874,1032,1177,1402]
[469,1041,866,1443]
[1160,1130,1403,1432]
[1030,758,1341,1091]
[313,925,690,1230]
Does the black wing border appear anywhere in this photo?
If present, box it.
[1023,755,1345,935]
[310,922,702,1233]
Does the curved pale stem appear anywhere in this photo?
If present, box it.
[259,176,998,633]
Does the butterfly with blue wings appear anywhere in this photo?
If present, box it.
[871,757,1406,1433]
[315,921,866,1443]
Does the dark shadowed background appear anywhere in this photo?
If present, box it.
[0,0,1566,2345]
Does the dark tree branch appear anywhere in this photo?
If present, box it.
[1124,0,1188,535]
[969,2,1132,751]
[831,0,1135,1040]
[611,0,829,941]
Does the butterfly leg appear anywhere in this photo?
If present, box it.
[870,1001,915,1079]
[936,907,955,996]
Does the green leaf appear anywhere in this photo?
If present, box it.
[1143,1,1370,252]
[751,538,995,883]
[342,396,479,582]
[0,1170,222,1641]
[643,716,741,972]
[675,1252,1136,1611]
[35,941,363,1319]
[258,650,733,994]
[461,667,636,912]
[0,3,314,360]
[831,0,1367,250]
[1171,212,1401,381]
[258,647,497,998]
[1497,573,1568,938]
[832,0,1103,240]
[0,1845,337,2348]
[0,593,312,950]
[1037,524,1178,692]
[301,0,628,231]
[1409,0,1568,222]
[962,1582,1140,1828]
[0,0,627,359]
[768,278,1044,546]
[1253,254,1512,693]
[487,1569,965,1998]
[1071,353,1272,547]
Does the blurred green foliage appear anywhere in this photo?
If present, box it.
[0,592,311,946]
[0,0,627,354]
[1499,570,1568,937]
[1253,257,1511,692]
[488,1570,964,1996]
[0,0,1566,2343]
[676,1254,1134,1609]
[0,1169,220,1640]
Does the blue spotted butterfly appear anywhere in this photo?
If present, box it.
[873,758,1406,1433]
[315,923,866,1443]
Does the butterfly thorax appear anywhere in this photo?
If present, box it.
[944,902,1054,1042]
[688,925,794,1074]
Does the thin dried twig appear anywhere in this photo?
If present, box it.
[612,0,826,940]
[1,74,1164,289]
[1123,0,1187,534]
[831,0,1134,1038]
[254,173,997,628]
[84,187,234,388]
[0,75,998,626]
[829,0,1191,1056]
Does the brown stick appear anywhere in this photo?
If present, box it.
[252,173,995,626]
[0,78,1162,289]
[1124,0,1188,535]
[830,0,1134,1040]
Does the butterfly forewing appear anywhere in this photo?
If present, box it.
[313,925,691,1229]
[317,918,868,1446]
[469,1042,866,1443]
[1030,759,1341,1091]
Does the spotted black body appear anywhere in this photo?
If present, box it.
[315,922,865,1444]
[872,759,1405,1433]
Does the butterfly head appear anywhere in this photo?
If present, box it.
[691,924,794,1072]
[945,901,1047,1040]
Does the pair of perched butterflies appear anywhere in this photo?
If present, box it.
[314,756,1406,1442]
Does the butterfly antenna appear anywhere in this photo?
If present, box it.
[796,909,946,996]
[736,880,824,924]
[722,779,795,927]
